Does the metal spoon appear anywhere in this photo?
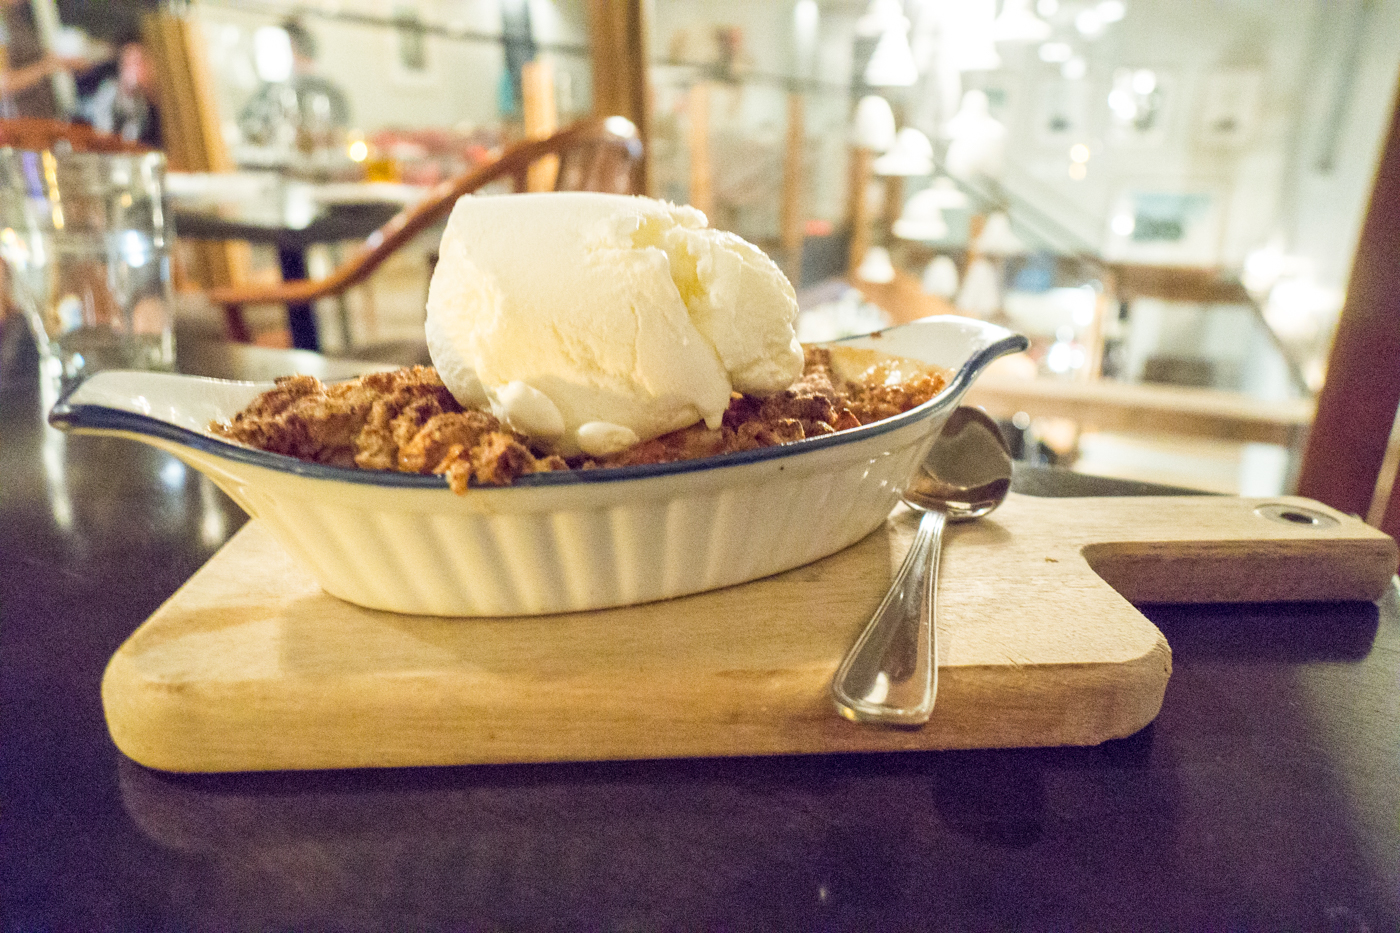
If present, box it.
[830,406,1014,726]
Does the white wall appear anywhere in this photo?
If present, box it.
[971,0,1399,290]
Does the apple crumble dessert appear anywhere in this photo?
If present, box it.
[211,346,948,493]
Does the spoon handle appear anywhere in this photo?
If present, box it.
[830,506,944,726]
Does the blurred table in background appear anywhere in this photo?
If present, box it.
[168,172,424,351]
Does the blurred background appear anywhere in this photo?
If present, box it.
[5,0,1399,497]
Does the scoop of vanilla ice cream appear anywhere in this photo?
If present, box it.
[425,192,804,456]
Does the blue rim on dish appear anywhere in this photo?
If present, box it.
[49,329,1029,489]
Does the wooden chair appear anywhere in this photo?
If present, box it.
[0,117,153,154]
[205,116,643,344]
[1295,84,1400,539]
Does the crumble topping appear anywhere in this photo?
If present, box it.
[211,347,947,494]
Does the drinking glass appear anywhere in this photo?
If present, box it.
[0,148,176,397]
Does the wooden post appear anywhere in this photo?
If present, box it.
[846,146,875,277]
[142,9,250,336]
[966,213,987,250]
[522,59,559,192]
[29,0,75,113]
[1080,265,1116,383]
[687,81,713,217]
[586,0,651,194]
[882,175,903,234]
[779,90,805,286]
[1296,80,1400,534]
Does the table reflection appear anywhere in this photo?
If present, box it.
[115,740,1156,928]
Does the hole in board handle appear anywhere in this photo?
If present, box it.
[1253,503,1339,529]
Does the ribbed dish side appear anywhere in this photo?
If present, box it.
[251,442,926,617]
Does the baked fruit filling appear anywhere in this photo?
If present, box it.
[211,346,948,493]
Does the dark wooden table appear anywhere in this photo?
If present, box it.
[2,316,1397,931]
[172,186,406,352]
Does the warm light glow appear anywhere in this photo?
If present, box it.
[864,24,919,86]
[1097,0,1127,23]
[976,211,1025,256]
[944,90,1007,179]
[795,0,819,33]
[1109,68,1161,128]
[853,95,897,151]
[1073,286,1099,326]
[1111,213,1136,236]
[894,200,949,241]
[1108,88,1134,119]
[993,0,1051,42]
[856,0,907,38]
[253,25,294,83]
[1263,275,1344,344]
[159,459,187,490]
[198,476,228,549]
[921,255,960,297]
[118,229,152,268]
[1046,340,1078,373]
[348,140,369,162]
[604,115,637,139]
[875,127,934,176]
[1069,143,1091,163]
[793,0,820,77]
[922,176,970,208]
[940,0,1002,72]
[856,246,896,283]
[1068,162,1087,180]
[1075,8,1105,37]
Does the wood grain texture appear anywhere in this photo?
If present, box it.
[686,82,712,218]
[779,90,805,285]
[102,493,1395,773]
[585,0,651,193]
[1298,84,1400,532]
[521,59,559,193]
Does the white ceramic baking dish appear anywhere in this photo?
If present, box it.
[50,315,1027,616]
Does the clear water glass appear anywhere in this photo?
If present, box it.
[0,149,176,396]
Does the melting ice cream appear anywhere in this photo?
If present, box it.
[425,192,804,456]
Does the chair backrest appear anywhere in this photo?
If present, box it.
[548,115,643,194]
[206,115,643,309]
[1295,84,1400,538]
[381,114,643,257]
[0,117,153,154]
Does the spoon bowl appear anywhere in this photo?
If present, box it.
[831,406,1014,726]
[908,406,1014,519]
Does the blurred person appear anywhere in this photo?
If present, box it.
[79,40,161,147]
[238,16,350,153]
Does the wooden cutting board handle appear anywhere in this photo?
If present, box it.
[983,494,1398,605]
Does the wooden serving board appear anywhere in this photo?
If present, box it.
[102,494,1397,773]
